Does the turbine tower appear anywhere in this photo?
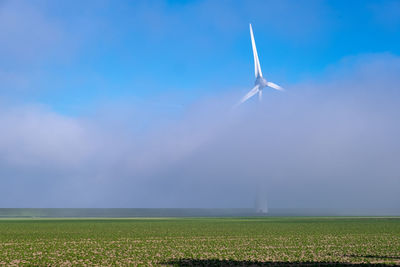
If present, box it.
[238,24,283,105]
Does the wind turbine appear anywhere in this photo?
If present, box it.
[238,24,283,105]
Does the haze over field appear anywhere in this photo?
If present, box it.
[1,0,399,210]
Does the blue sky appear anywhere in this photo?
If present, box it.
[2,0,400,114]
[1,0,400,209]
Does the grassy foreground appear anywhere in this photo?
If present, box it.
[0,217,399,266]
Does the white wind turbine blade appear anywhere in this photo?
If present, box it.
[267,81,284,91]
[250,24,262,78]
[239,85,259,105]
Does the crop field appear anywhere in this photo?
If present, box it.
[0,217,399,266]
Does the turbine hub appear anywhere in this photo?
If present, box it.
[255,76,268,88]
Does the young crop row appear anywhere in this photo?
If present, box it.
[0,217,399,266]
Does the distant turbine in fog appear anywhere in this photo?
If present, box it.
[238,24,284,105]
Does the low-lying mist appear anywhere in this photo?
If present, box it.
[1,53,399,210]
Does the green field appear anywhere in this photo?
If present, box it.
[0,217,399,266]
